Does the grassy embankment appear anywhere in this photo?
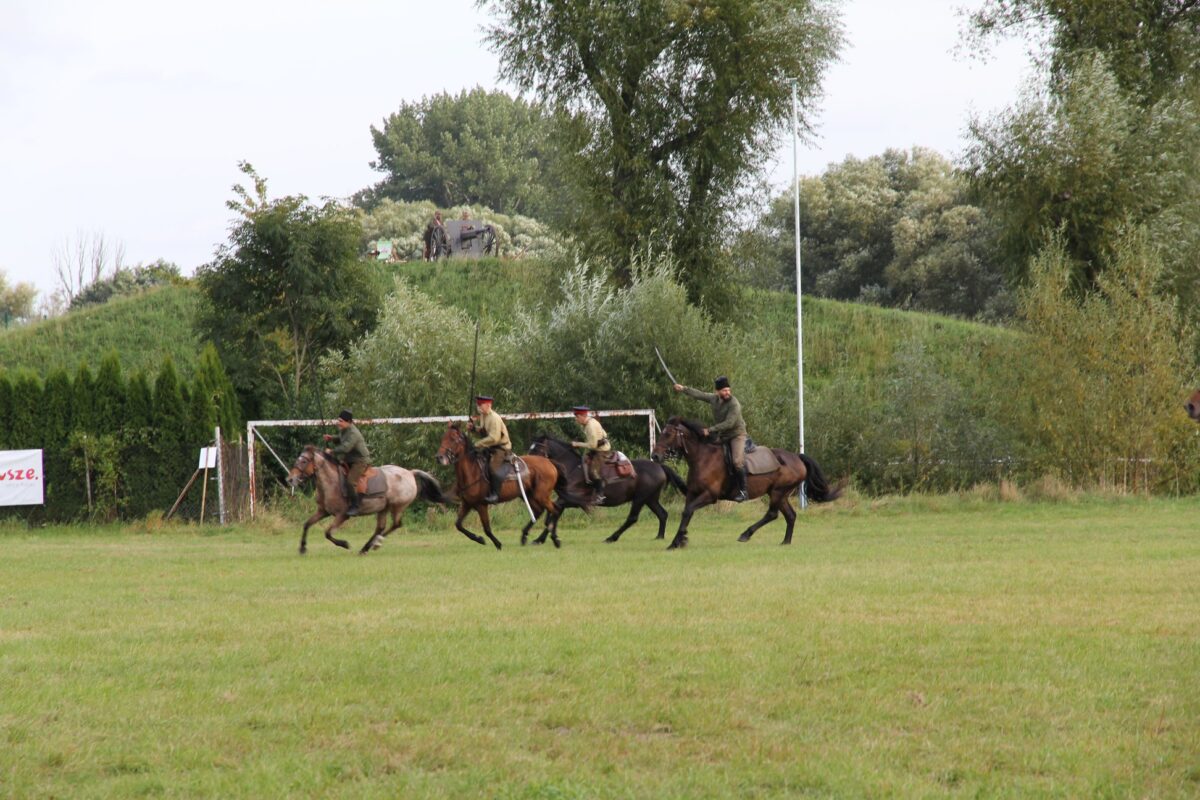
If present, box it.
[1,495,1198,798]
[0,285,203,378]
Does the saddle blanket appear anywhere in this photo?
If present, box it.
[347,467,387,497]
[744,447,781,475]
[600,451,636,482]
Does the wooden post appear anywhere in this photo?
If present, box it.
[199,465,210,523]
[166,470,201,521]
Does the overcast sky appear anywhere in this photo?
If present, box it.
[0,0,1035,301]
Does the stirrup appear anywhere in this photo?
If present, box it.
[484,493,500,504]
[346,504,361,516]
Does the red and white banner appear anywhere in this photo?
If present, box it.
[0,450,44,506]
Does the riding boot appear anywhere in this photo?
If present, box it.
[484,472,503,504]
[733,467,749,502]
[592,478,606,506]
[346,486,361,516]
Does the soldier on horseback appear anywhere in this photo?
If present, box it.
[673,376,749,501]
[323,409,370,515]
[570,405,610,503]
[468,395,512,504]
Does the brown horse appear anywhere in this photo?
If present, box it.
[651,417,844,549]
[287,445,448,555]
[1185,389,1200,422]
[435,422,564,549]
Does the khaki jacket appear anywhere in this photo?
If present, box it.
[474,408,511,450]
[573,417,611,452]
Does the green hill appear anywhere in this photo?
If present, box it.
[0,284,203,378]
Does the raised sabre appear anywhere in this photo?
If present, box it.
[653,344,678,386]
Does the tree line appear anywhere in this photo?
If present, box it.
[0,346,241,522]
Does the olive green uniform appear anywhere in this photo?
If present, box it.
[572,416,610,482]
[330,424,371,508]
[680,386,747,468]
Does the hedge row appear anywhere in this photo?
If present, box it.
[0,344,241,522]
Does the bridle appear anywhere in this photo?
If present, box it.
[654,423,689,461]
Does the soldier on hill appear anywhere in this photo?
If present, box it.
[323,409,370,515]
[673,376,749,501]
[468,395,512,504]
[571,405,610,503]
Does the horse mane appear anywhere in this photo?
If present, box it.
[667,416,708,440]
[532,433,573,453]
[446,421,477,454]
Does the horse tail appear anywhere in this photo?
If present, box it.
[798,453,845,503]
[661,463,688,494]
[412,469,450,505]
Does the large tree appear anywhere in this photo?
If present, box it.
[198,163,382,417]
[483,0,842,308]
[967,0,1200,104]
[362,88,564,220]
[740,148,1011,319]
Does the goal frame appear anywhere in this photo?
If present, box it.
[245,408,658,518]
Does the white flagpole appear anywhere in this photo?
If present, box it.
[793,82,808,508]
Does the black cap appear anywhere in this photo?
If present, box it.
[475,395,493,403]
[714,376,730,390]
[338,409,353,423]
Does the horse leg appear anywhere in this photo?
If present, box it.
[521,510,541,546]
[545,501,561,549]
[648,496,669,540]
[454,504,487,546]
[779,496,797,545]
[737,505,779,542]
[324,516,351,550]
[668,493,710,550]
[605,500,643,543]
[359,511,388,555]
[300,509,329,555]
[476,505,503,550]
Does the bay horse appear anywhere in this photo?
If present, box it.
[435,422,565,549]
[1185,389,1200,422]
[287,445,448,555]
[652,417,844,549]
[525,435,688,544]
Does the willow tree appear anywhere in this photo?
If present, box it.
[483,0,842,309]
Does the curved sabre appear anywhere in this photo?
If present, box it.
[653,344,678,386]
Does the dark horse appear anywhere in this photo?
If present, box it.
[435,422,566,550]
[524,435,689,545]
[652,417,844,549]
[287,445,448,555]
[1186,389,1200,422]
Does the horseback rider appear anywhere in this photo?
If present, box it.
[323,409,370,515]
[673,376,749,501]
[467,395,512,504]
[570,405,610,503]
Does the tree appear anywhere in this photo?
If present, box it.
[484,0,842,308]
[92,352,126,437]
[740,148,1012,319]
[966,0,1200,104]
[51,231,126,307]
[0,270,37,324]
[198,163,382,417]
[69,260,182,310]
[152,359,189,511]
[123,370,158,519]
[193,344,242,440]
[964,54,1200,295]
[41,369,78,521]
[362,88,565,220]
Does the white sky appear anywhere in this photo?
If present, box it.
[0,0,1034,300]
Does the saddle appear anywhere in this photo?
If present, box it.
[724,440,781,476]
[339,464,387,497]
[598,451,636,482]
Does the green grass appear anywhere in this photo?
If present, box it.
[0,285,203,378]
[2,495,1198,798]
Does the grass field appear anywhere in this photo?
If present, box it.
[2,495,1198,798]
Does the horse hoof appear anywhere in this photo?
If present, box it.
[604,536,618,543]
[738,533,752,543]
[530,539,543,547]
[552,538,561,549]
[299,548,307,555]
[493,541,502,551]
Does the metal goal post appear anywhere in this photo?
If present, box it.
[245,409,658,518]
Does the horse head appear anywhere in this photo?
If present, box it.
[1186,389,1200,422]
[436,422,468,466]
[288,445,320,488]
[527,434,571,461]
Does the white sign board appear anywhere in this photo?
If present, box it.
[198,447,218,470]
[0,450,44,506]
